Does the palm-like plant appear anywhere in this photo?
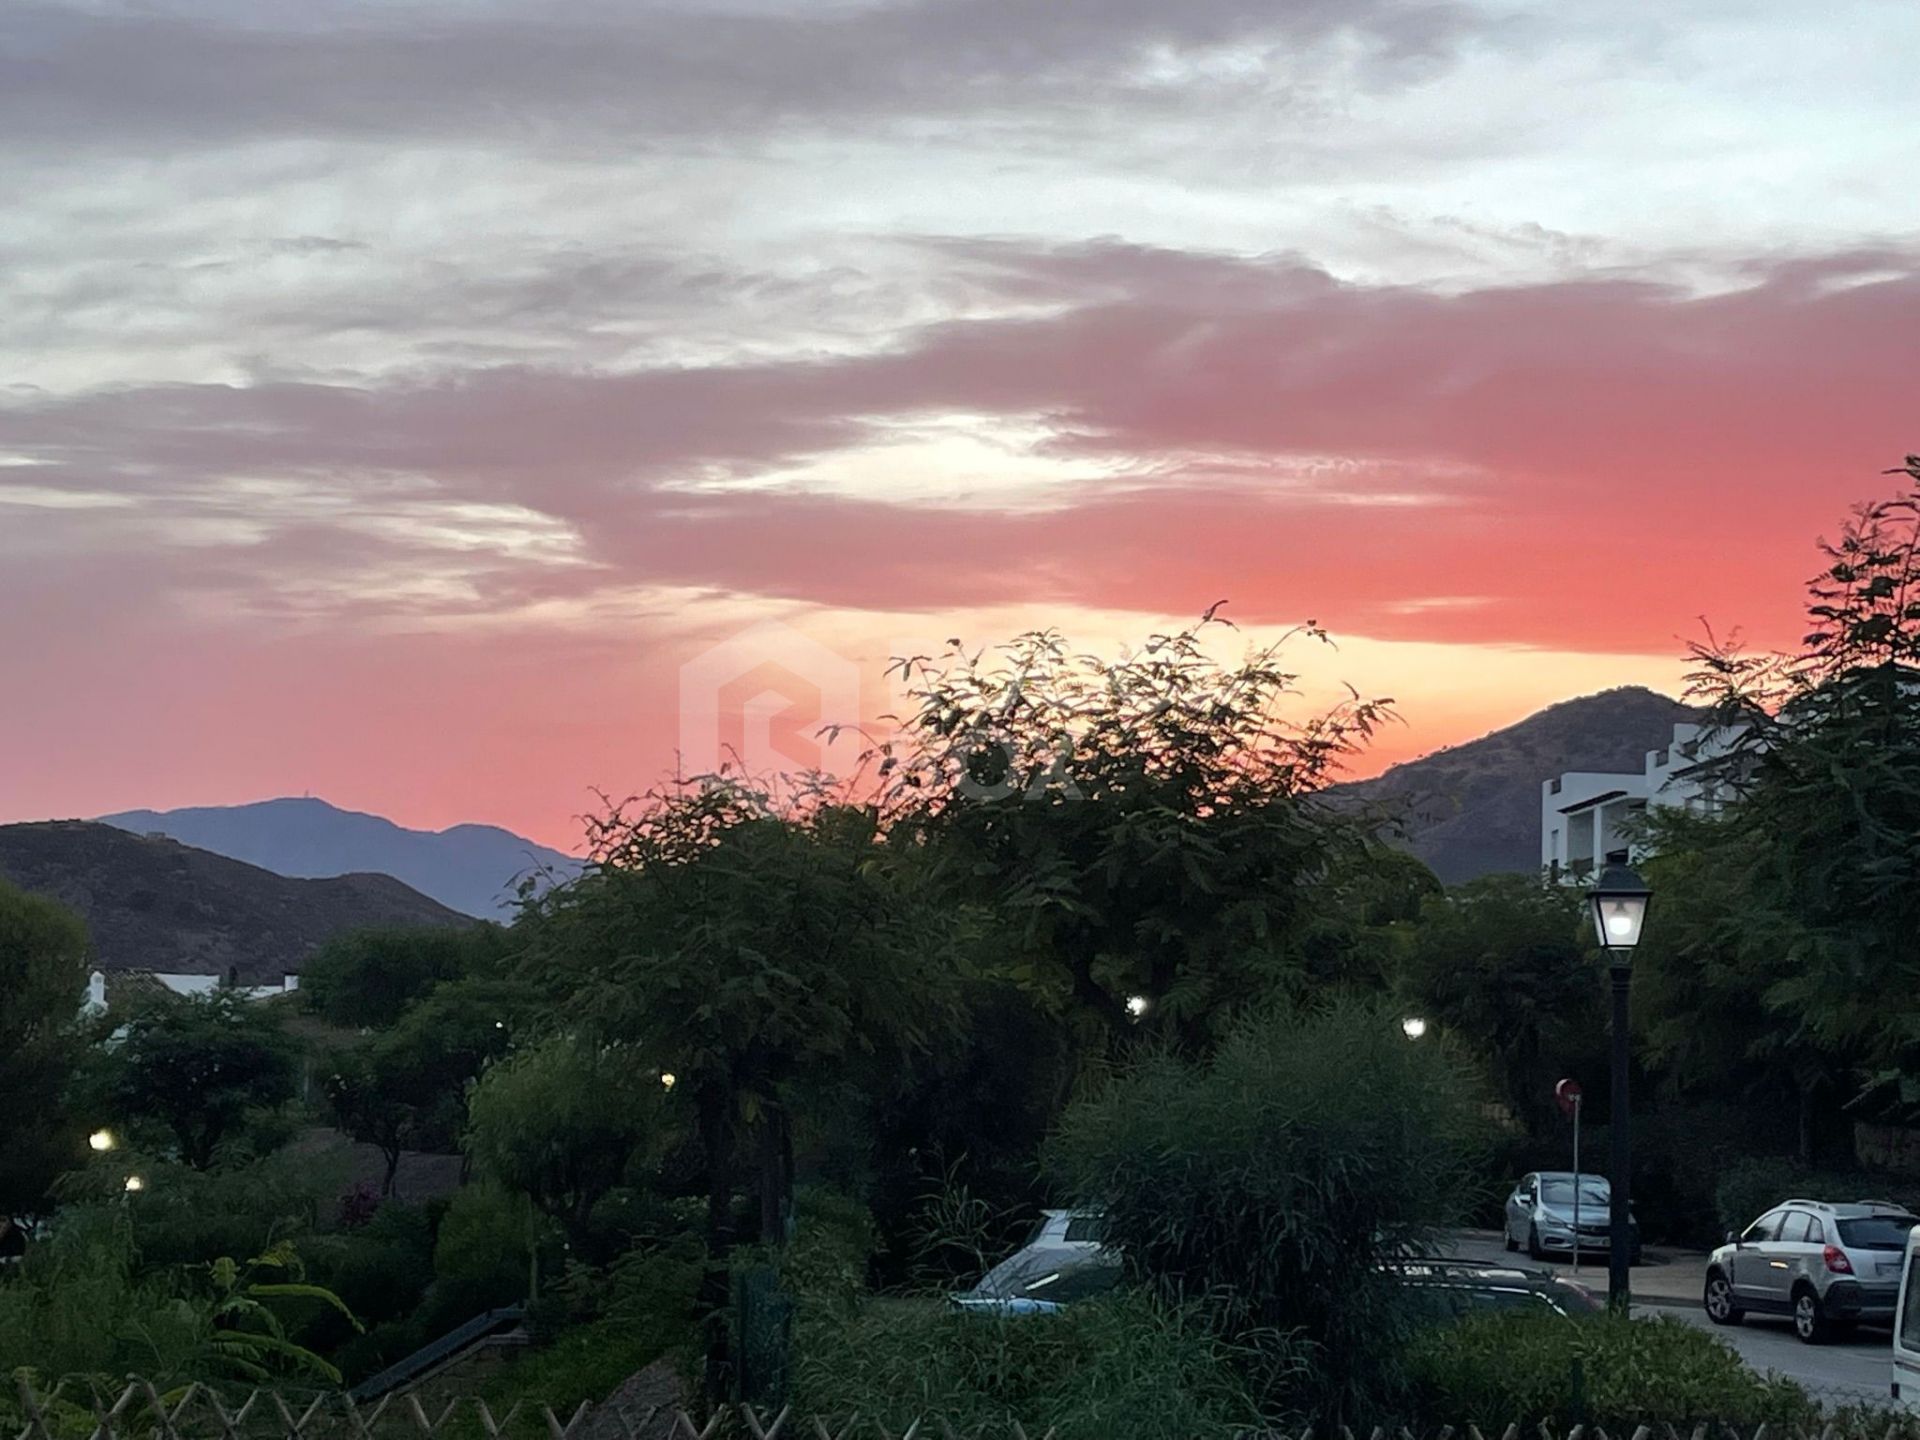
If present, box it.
[195,1243,362,1387]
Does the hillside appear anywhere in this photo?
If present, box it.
[0,821,473,982]
[100,797,580,919]
[1335,686,1696,884]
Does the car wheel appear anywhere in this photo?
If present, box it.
[1527,1224,1543,1261]
[1704,1271,1743,1327]
[1792,1286,1831,1345]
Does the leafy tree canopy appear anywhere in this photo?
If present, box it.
[869,611,1393,1049]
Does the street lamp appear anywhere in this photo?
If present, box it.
[122,1175,144,1194]
[87,1129,116,1153]
[1589,854,1651,1310]
[1400,1016,1429,1041]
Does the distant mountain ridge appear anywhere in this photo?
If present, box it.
[100,798,581,919]
[1334,686,1697,884]
[0,821,471,982]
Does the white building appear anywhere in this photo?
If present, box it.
[1541,722,1737,878]
[84,969,300,1015]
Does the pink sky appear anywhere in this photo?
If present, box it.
[2,0,1916,851]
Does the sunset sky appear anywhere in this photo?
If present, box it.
[4,0,1917,851]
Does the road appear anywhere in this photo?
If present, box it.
[1438,1230,1894,1406]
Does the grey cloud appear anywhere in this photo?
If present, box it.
[0,0,1487,155]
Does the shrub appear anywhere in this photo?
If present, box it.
[791,1294,1267,1440]
[1407,1312,1815,1428]
[779,1186,877,1311]
[429,1183,539,1324]
[1714,1157,1920,1238]
[1049,999,1491,1423]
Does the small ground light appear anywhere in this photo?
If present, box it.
[88,1129,116,1152]
[1126,995,1150,1020]
[1401,1016,1429,1040]
[123,1175,144,1193]
[659,1072,676,1090]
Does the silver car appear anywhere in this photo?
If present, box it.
[1503,1171,1639,1263]
[948,1209,1121,1316]
[1705,1198,1917,1343]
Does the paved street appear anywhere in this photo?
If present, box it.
[1438,1230,1895,1407]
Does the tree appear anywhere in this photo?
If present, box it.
[1396,874,1602,1133]
[1680,456,1920,1133]
[868,611,1392,1051]
[100,992,300,1169]
[518,780,963,1396]
[324,976,527,1194]
[0,880,90,1216]
[464,1034,666,1237]
[1050,999,1489,1422]
[302,924,508,1028]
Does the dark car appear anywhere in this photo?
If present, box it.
[1390,1259,1604,1320]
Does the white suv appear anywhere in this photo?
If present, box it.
[1706,1198,1917,1343]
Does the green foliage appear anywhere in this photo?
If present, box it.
[465,1036,666,1235]
[431,1183,540,1320]
[874,613,1392,1049]
[1680,457,1920,1119]
[93,992,301,1170]
[791,1294,1267,1440]
[1712,1156,1920,1238]
[774,1187,876,1313]
[0,880,91,1215]
[302,924,510,1028]
[1406,1311,1815,1428]
[1049,999,1491,1422]
[520,780,966,1293]
[1396,875,1601,1133]
[326,977,524,1194]
[0,1208,356,1396]
[113,1148,345,1269]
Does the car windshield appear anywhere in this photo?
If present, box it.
[1540,1180,1609,1208]
[1836,1216,1918,1251]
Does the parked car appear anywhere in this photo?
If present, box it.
[1707,1197,1917,1344]
[1503,1171,1640,1263]
[1391,1259,1603,1320]
[948,1209,1121,1317]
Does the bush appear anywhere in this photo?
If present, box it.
[791,1294,1266,1440]
[779,1186,877,1311]
[1407,1311,1815,1428]
[429,1183,539,1324]
[1714,1157,1920,1238]
[1049,999,1492,1423]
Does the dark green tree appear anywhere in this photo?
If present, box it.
[464,1034,666,1236]
[0,880,90,1216]
[518,780,963,1395]
[99,992,300,1169]
[1681,455,1920,1135]
[302,924,508,1028]
[867,612,1392,1053]
[324,976,527,1194]
[1396,874,1601,1133]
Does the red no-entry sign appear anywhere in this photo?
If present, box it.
[1554,1078,1583,1117]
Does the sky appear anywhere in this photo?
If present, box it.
[3,0,1917,851]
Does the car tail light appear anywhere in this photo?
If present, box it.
[1823,1244,1854,1274]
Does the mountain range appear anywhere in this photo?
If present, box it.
[0,821,471,983]
[100,798,581,919]
[1334,685,1696,884]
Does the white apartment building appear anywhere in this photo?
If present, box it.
[1541,722,1736,878]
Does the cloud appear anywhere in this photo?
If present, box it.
[3,239,1915,655]
[0,0,1485,156]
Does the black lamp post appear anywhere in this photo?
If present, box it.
[1589,852,1652,1310]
